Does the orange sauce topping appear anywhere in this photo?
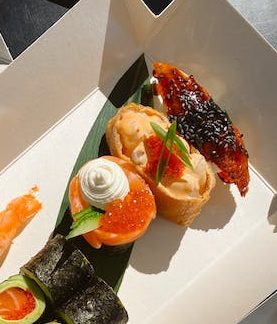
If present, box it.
[144,135,185,179]
[0,288,36,320]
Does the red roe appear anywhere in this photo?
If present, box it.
[144,135,185,179]
[100,189,155,234]
[0,288,36,320]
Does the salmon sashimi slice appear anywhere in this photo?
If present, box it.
[0,187,42,264]
[153,62,250,196]
[69,156,156,248]
[0,287,35,320]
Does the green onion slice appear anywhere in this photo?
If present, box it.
[150,121,193,184]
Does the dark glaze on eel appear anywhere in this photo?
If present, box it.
[153,62,249,196]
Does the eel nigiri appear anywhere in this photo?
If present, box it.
[153,62,250,196]
[0,187,42,265]
[69,156,156,248]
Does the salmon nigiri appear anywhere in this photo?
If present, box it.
[0,187,42,265]
[68,156,156,249]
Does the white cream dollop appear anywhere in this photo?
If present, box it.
[78,158,130,210]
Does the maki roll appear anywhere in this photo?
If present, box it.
[1,234,129,323]
[0,274,45,323]
[21,235,95,305]
[57,276,128,324]
[68,156,156,249]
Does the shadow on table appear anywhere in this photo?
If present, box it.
[130,179,236,274]
[190,180,236,231]
[267,194,277,233]
[130,218,187,274]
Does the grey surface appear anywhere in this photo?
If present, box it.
[240,291,277,324]
[229,0,277,49]
[0,0,68,57]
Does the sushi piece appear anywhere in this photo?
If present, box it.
[2,234,129,323]
[21,235,95,306]
[153,62,250,196]
[0,187,42,265]
[57,276,128,324]
[106,103,215,226]
[0,274,45,323]
[68,156,156,248]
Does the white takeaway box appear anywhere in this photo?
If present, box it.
[0,1,276,323]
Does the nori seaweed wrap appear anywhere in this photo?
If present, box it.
[57,276,128,324]
[20,234,129,323]
[21,235,95,305]
[22,235,66,284]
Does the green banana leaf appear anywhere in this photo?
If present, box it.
[54,55,149,292]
